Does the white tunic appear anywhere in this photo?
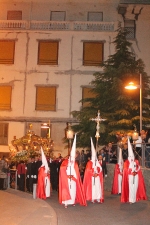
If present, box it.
[62,161,77,206]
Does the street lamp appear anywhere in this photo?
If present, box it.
[66,123,74,156]
[125,73,142,131]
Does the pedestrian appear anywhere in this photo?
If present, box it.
[145,129,150,168]
[83,138,104,204]
[98,154,107,178]
[0,156,8,190]
[17,160,26,191]
[59,134,86,208]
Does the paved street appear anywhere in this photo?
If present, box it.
[0,189,149,225]
[46,190,150,225]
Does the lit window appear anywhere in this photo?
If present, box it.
[0,41,15,64]
[0,123,8,145]
[38,41,59,65]
[36,86,56,111]
[0,86,12,110]
[7,11,22,20]
[88,12,103,21]
[82,87,97,107]
[83,42,103,66]
[124,20,135,39]
[50,11,66,21]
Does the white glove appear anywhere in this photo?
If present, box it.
[18,175,20,178]
[31,175,33,178]
[34,175,37,179]
[27,175,29,178]
[105,174,107,177]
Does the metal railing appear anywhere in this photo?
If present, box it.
[108,143,150,168]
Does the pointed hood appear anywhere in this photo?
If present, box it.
[69,133,76,161]
[91,137,97,161]
[41,147,49,173]
[91,137,101,170]
[118,147,123,172]
[128,138,135,170]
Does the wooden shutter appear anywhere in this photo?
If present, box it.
[7,11,22,20]
[83,42,103,66]
[0,41,15,64]
[38,41,58,65]
[88,12,103,21]
[0,86,12,110]
[36,86,56,111]
[0,123,8,145]
[50,11,66,21]
[82,87,96,107]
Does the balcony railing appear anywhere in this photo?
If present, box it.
[119,0,150,4]
[0,20,115,32]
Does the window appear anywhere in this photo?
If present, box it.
[88,12,103,21]
[7,11,22,20]
[50,11,66,21]
[0,86,12,110]
[83,42,103,66]
[124,20,135,39]
[82,87,97,107]
[0,123,8,145]
[41,124,51,138]
[38,41,59,65]
[36,86,56,111]
[0,41,15,64]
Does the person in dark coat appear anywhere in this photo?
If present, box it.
[17,160,26,191]
[98,154,107,177]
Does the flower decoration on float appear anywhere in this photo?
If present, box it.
[9,124,54,162]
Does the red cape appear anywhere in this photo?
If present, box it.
[121,160,147,203]
[59,159,87,206]
[37,166,50,200]
[111,164,122,194]
[83,160,104,203]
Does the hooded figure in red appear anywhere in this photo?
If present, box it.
[36,148,50,200]
[83,138,104,203]
[111,147,123,195]
[59,134,87,208]
[121,138,147,203]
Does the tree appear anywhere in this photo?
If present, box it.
[71,23,150,148]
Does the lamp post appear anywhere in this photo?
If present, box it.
[125,73,142,131]
[66,123,74,156]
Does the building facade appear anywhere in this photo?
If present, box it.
[0,0,149,157]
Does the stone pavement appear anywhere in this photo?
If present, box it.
[0,189,57,225]
[46,190,150,225]
[0,189,150,225]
